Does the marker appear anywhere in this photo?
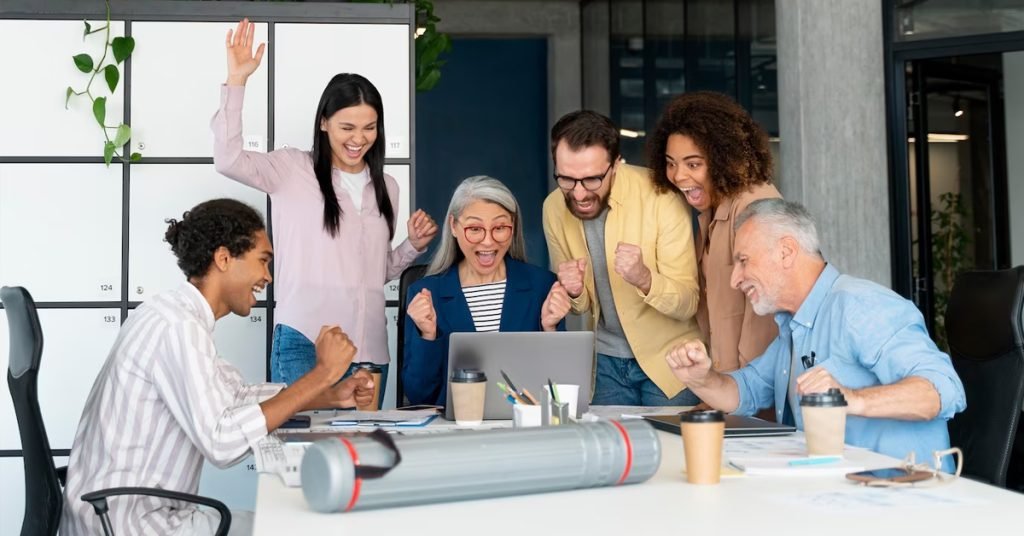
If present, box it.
[788,455,842,466]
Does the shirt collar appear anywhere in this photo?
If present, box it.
[774,263,840,330]
[712,194,735,222]
[176,281,217,333]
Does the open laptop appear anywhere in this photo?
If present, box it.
[643,413,796,437]
[444,331,595,421]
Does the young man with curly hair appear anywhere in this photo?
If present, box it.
[61,199,374,536]
[648,91,782,374]
[542,111,702,405]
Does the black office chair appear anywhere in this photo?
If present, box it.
[396,264,429,405]
[2,286,231,536]
[945,267,1024,488]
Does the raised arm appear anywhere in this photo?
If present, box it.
[212,18,291,193]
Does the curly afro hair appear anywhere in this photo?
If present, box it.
[648,91,773,201]
[164,198,266,279]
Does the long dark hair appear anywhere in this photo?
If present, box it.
[310,73,395,238]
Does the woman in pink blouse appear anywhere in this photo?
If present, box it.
[212,19,438,399]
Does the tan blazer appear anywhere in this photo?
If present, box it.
[696,182,782,372]
[543,164,702,398]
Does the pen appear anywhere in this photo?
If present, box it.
[520,388,539,405]
[548,378,560,405]
[787,455,841,466]
[801,351,817,369]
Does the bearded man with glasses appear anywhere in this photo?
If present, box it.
[542,111,702,406]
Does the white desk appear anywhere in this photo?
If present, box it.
[254,426,1022,535]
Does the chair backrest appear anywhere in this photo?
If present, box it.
[945,266,1024,487]
[2,286,62,535]
[396,264,428,405]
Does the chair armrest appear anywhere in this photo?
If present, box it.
[56,466,67,487]
[80,487,231,536]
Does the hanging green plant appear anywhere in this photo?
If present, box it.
[66,0,140,165]
[355,0,451,92]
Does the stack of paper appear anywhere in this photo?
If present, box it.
[724,436,864,476]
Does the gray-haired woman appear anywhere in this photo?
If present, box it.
[402,176,571,406]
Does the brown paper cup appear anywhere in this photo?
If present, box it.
[681,421,726,484]
[451,381,486,425]
[802,406,847,456]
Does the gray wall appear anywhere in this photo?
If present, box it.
[1005,51,1024,268]
[776,0,892,286]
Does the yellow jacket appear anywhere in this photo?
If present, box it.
[542,163,702,397]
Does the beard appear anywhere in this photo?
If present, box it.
[563,190,612,220]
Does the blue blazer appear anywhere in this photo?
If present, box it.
[402,258,565,406]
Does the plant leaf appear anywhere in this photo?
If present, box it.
[103,141,116,166]
[130,152,142,162]
[113,124,131,147]
[93,97,106,126]
[104,65,120,93]
[83,21,92,39]
[417,68,441,92]
[73,54,94,73]
[65,86,74,109]
[111,36,135,64]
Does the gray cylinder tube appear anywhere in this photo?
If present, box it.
[301,419,661,513]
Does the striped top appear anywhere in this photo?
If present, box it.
[60,282,284,535]
[462,280,507,332]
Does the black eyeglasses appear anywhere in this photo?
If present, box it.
[554,162,613,192]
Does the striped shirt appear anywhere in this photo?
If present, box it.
[462,280,506,332]
[60,282,284,535]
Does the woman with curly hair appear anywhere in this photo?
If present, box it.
[649,91,781,373]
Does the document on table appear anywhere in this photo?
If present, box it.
[724,436,865,476]
[776,488,986,511]
[327,408,439,427]
[253,435,308,487]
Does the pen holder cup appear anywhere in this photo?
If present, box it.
[512,404,543,428]
[541,390,570,426]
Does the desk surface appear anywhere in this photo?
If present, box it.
[254,425,1022,535]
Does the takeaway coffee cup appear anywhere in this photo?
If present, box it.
[353,363,383,411]
[800,388,848,456]
[680,409,726,484]
[450,369,487,425]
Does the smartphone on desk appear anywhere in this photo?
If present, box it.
[280,415,311,429]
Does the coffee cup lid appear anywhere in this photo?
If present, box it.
[799,388,848,407]
[354,362,383,373]
[679,409,725,423]
[451,368,487,383]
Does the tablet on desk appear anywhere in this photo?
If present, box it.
[643,413,796,437]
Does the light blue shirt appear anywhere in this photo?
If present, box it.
[729,264,966,471]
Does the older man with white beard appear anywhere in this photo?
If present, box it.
[664,199,966,470]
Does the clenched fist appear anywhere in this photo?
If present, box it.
[557,258,587,298]
[541,282,572,331]
[614,242,652,293]
[315,325,357,380]
[665,339,713,387]
[407,288,437,340]
[407,209,439,251]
